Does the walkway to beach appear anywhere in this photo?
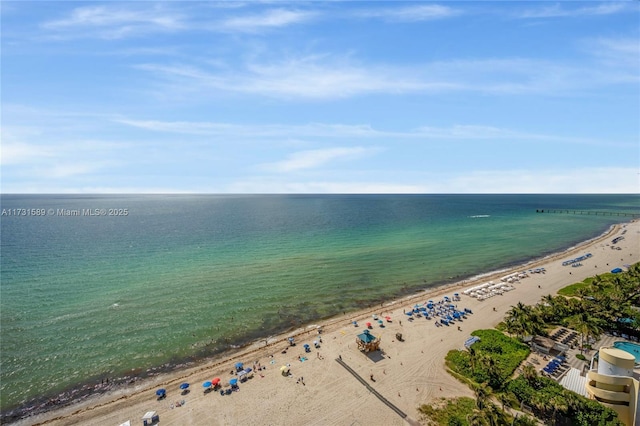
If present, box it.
[335,357,421,426]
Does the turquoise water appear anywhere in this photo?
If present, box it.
[613,341,640,363]
[1,194,638,418]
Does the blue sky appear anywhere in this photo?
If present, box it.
[2,1,638,193]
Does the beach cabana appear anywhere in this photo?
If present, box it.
[356,329,380,353]
[142,411,159,426]
[238,368,253,382]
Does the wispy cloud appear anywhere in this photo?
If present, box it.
[263,147,375,172]
[135,51,637,101]
[356,4,460,22]
[116,118,632,148]
[135,56,440,99]
[219,9,316,32]
[586,37,640,71]
[41,5,185,39]
[226,178,427,194]
[517,2,632,19]
[1,142,56,165]
[445,167,640,193]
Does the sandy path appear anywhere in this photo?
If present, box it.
[20,220,640,426]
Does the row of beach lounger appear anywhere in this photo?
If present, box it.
[550,328,579,346]
[542,355,569,379]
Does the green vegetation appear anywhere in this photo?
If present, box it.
[505,264,640,351]
[507,374,623,425]
[557,281,591,297]
[420,264,640,425]
[446,330,530,390]
[418,397,476,425]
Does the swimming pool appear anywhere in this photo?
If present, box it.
[613,341,640,363]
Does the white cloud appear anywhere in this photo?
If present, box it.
[219,9,316,32]
[226,178,427,194]
[136,50,638,101]
[41,5,184,39]
[1,142,56,165]
[356,5,460,22]
[517,3,632,19]
[445,167,640,193]
[586,37,640,73]
[263,147,375,172]
[135,57,452,99]
[117,118,631,149]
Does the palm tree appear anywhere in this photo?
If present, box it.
[567,311,603,353]
[512,413,538,426]
[521,364,538,385]
[497,392,511,414]
[473,382,491,411]
[505,302,544,339]
[549,395,568,425]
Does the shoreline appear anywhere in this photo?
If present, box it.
[8,219,639,425]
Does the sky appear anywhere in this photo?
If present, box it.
[1,1,639,193]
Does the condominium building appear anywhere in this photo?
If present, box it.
[586,347,639,426]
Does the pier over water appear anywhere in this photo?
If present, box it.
[536,209,640,218]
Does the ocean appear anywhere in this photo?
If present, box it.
[1,194,638,418]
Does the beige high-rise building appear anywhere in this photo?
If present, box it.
[586,347,639,426]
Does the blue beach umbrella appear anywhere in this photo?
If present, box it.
[203,381,212,388]
[235,362,244,370]
[156,388,166,397]
[180,383,189,390]
[230,378,238,386]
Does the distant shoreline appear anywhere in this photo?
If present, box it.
[5,219,633,425]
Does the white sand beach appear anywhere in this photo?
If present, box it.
[25,220,640,426]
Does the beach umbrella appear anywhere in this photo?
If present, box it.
[352,321,358,327]
[156,388,166,397]
[366,322,372,328]
[235,362,244,370]
[230,378,238,386]
[203,381,212,388]
[405,312,413,316]
[385,316,391,321]
[179,383,189,390]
